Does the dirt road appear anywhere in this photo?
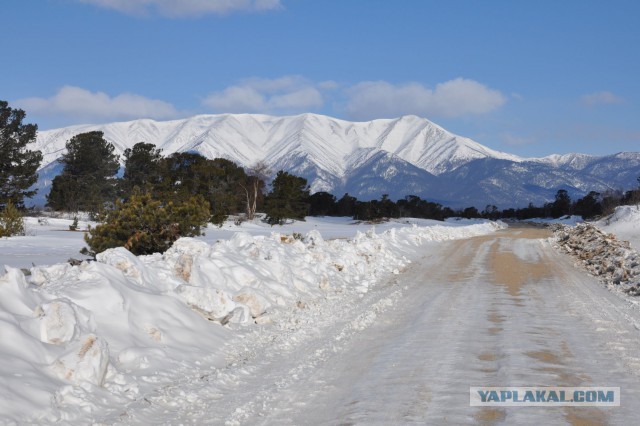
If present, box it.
[118,227,640,425]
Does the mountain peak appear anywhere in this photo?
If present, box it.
[28,113,640,208]
[34,113,517,176]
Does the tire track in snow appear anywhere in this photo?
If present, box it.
[113,227,640,425]
[247,227,640,425]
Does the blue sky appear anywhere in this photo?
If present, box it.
[3,0,639,157]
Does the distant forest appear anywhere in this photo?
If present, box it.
[309,186,640,222]
[44,131,640,225]
[4,100,639,254]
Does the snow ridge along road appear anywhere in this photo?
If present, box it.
[0,219,502,423]
[113,225,640,425]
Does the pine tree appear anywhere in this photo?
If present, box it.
[309,191,337,216]
[0,201,25,237]
[334,193,357,217]
[83,191,210,256]
[551,189,572,218]
[264,171,310,225]
[157,153,248,225]
[47,131,120,213]
[573,191,602,219]
[122,142,164,196]
[0,100,43,208]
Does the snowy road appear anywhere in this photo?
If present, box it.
[115,226,640,425]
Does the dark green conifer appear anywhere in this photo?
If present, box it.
[264,171,310,225]
[0,100,42,208]
[47,131,120,213]
[83,191,210,256]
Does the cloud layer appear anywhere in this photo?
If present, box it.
[76,0,282,17]
[581,91,624,106]
[17,86,180,123]
[203,76,506,120]
[344,78,506,120]
[17,77,507,128]
[203,76,326,114]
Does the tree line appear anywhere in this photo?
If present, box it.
[47,129,636,226]
[2,99,640,255]
[311,187,640,222]
[44,131,314,225]
[41,131,314,254]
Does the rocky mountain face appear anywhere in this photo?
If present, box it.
[28,113,640,208]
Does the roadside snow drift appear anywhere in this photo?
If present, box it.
[0,220,503,423]
[553,222,640,296]
[597,205,640,252]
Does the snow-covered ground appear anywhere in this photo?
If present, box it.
[597,205,640,251]
[1,215,482,269]
[0,216,503,423]
[0,215,96,269]
[516,215,583,226]
[192,227,639,425]
[549,205,640,301]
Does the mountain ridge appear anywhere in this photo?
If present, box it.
[28,113,640,208]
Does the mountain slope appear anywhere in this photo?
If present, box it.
[28,113,640,208]
[32,114,519,176]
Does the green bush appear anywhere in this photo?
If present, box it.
[0,202,25,237]
[83,191,210,256]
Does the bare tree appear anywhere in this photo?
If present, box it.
[242,161,271,220]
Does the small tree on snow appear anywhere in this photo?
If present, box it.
[82,191,210,256]
[0,201,25,237]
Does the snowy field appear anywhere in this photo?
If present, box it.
[507,207,639,252]
[0,215,503,423]
[5,210,636,423]
[517,215,583,226]
[1,214,482,269]
[597,205,640,251]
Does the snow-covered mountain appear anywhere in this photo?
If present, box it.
[29,113,640,208]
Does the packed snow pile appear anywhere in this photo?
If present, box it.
[597,205,640,252]
[553,223,640,296]
[0,220,503,423]
[520,215,583,226]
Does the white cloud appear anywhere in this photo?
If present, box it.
[76,0,282,17]
[269,87,323,110]
[344,78,507,120]
[205,86,266,112]
[318,80,339,90]
[203,76,324,114]
[203,76,507,119]
[16,86,180,123]
[581,91,624,106]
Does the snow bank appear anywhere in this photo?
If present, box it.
[0,220,503,423]
[553,223,640,296]
[597,205,640,252]
[517,215,583,225]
